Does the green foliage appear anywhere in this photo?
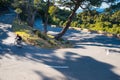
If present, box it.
[34,0,40,5]
[0,0,11,8]
[63,21,67,27]
[48,39,57,45]
[34,30,47,40]
[75,9,120,34]
[49,6,57,16]
[15,8,22,14]
[59,21,64,26]
[0,0,12,14]
[49,7,71,25]
[71,21,79,27]
[110,10,120,23]
[105,2,120,12]
[52,16,60,25]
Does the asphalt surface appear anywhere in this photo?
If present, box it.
[0,13,120,80]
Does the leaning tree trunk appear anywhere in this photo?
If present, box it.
[55,4,80,40]
[43,0,50,34]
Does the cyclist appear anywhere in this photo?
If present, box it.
[15,34,22,45]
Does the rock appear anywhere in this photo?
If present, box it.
[73,27,81,31]
[69,27,73,29]
[51,25,56,28]
[97,30,104,34]
[117,34,120,39]
[82,28,91,33]
[106,33,114,37]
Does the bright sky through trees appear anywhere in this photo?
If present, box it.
[55,0,119,13]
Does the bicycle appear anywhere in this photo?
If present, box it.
[14,39,23,48]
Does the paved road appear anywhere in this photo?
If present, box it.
[0,15,120,80]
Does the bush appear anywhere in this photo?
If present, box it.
[34,30,47,40]
[48,39,57,45]
[47,34,55,39]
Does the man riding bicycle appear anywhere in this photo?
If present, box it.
[15,34,22,45]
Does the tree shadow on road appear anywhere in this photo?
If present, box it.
[32,51,120,80]
[1,37,120,80]
[0,40,120,80]
[0,24,10,40]
[0,25,12,54]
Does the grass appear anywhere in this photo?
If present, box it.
[12,19,72,48]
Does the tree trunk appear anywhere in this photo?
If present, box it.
[43,0,49,34]
[30,11,36,27]
[27,10,36,27]
[55,4,80,40]
[26,0,36,27]
[27,15,32,27]
[26,1,31,27]
[16,14,19,19]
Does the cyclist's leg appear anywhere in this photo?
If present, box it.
[15,39,20,45]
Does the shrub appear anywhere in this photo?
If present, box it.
[34,30,47,40]
[48,39,57,45]
[47,34,55,39]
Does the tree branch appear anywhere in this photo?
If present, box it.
[71,0,76,4]
[80,5,87,9]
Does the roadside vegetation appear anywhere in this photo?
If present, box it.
[12,19,72,48]
[49,7,120,35]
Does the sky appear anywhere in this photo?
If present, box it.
[100,2,110,8]
[57,2,110,13]
[77,0,120,13]
[76,2,111,13]
[55,0,120,13]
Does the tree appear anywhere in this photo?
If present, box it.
[15,8,22,19]
[49,5,57,16]
[43,0,59,34]
[43,0,50,34]
[26,0,40,27]
[12,0,41,27]
[54,0,116,40]
[0,0,13,12]
[105,2,120,13]
[0,0,12,8]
